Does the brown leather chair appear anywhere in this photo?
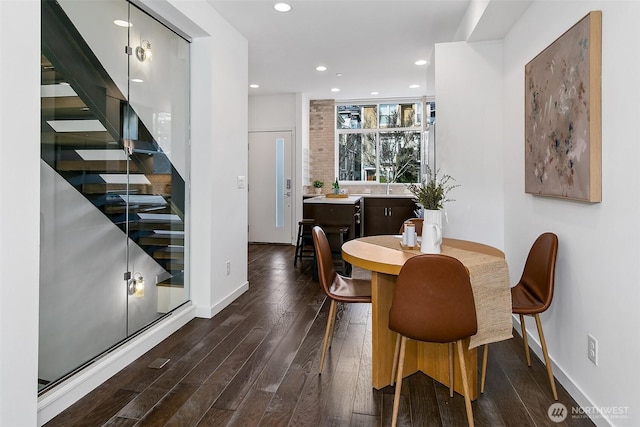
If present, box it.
[480,232,559,400]
[389,254,477,427]
[398,218,423,236]
[312,226,371,374]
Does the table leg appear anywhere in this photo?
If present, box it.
[370,272,478,399]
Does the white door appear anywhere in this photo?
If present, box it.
[248,131,294,244]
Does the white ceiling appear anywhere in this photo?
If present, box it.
[207,0,475,101]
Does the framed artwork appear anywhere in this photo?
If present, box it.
[524,11,602,202]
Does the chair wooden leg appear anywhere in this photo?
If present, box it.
[520,314,532,366]
[480,344,488,394]
[534,313,558,400]
[327,302,338,348]
[319,299,337,374]
[456,340,475,427]
[448,342,454,398]
[391,336,407,427]
[391,333,400,385]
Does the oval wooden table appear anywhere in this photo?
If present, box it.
[342,236,513,399]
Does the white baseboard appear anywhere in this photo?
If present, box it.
[37,304,196,426]
[194,281,249,319]
[511,316,612,427]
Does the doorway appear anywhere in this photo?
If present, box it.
[248,131,294,244]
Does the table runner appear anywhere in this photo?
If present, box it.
[358,235,513,348]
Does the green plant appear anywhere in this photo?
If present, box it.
[312,180,324,188]
[407,166,459,210]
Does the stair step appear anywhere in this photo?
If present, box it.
[153,246,184,260]
[82,182,152,194]
[157,271,184,287]
[165,261,184,271]
[57,160,139,173]
[139,232,184,246]
[42,130,118,148]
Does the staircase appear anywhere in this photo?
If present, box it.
[41,1,185,287]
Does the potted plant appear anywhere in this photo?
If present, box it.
[407,166,459,228]
[312,179,324,194]
[332,178,340,194]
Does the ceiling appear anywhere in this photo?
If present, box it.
[207,0,476,101]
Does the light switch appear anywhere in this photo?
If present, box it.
[237,175,245,189]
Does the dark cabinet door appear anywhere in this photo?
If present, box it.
[363,197,417,236]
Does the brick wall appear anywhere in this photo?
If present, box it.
[309,99,335,192]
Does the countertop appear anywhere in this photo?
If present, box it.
[304,193,415,200]
[303,195,363,204]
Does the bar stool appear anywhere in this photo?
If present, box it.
[324,225,350,275]
[294,219,316,266]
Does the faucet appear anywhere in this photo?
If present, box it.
[386,168,391,195]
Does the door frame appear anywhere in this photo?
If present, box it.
[248,129,297,245]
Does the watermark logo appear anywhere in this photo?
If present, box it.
[548,403,630,422]
[548,403,568,423]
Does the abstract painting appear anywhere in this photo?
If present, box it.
[524,11,602,202]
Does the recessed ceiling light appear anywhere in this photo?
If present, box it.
[331,88,341,92]
[409,84,420,89]
[113,19,132,27]
[131,78,144,83]
[415,59,428,66]
[315,65,327,72]
[274,2,292,12]
[370,91,379,95]
[249,84,260,88]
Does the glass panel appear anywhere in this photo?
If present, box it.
[337,105,361,129]
[362,105,377,128]
[39,0,130,392]
[338,133,376,181]
[127,4,190,328]
[379,131,421,183]
[399,103,421,127]
[275,138,284,228]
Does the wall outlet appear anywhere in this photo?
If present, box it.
[588,334,598,366]
[226,261,231,276]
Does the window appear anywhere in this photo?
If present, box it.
[336,100,434,184]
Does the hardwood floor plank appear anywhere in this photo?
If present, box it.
[135,382,199,425]
[212,310,299,411]
[257,369,307,426]
[405,373,440,427]
[351,311,381,418]
[224,389,274,427]
[321,322,367,425]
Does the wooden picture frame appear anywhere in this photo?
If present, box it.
[524,11,602,202]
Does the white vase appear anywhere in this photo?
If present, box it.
[423,209,443,230]
[421,209,443,254]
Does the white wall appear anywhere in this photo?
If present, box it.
[502,2,640,425]
[167,0,249,318]
[248,94,309,242]
[0,1,41,425]
[0,0,248,425]
[434,40,505,250]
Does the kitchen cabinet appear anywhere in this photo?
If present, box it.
[363,196,417,236]
[303,195,363,243]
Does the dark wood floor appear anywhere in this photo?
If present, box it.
[46,244,594,427]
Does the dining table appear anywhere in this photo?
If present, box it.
[341,235,513,400]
